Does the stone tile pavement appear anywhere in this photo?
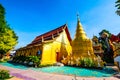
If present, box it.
[0,65,120,80]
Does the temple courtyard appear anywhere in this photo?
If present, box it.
[0,63,120,80]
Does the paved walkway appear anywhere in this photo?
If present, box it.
[0,65,120,80]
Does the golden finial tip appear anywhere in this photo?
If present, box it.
[76,12,80,21]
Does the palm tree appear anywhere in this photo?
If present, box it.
[115,0,120,16]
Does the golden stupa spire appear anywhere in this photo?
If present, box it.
[72,14,94,58]
[74,14,87,40]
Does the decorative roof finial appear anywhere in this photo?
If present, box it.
[42,36,44,42]
[77,12,80,21]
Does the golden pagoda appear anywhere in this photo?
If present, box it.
[72,15,94,58]
[61,15,104,67]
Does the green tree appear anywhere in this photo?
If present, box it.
[99,29,111,38]
[115,0,120,16]
[99,29,114,63]
[0,4,18,59]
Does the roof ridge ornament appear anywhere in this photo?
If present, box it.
[77,12,80,21]
[42,36,44,42]
[57,30,60,35]
[52,34,54,39]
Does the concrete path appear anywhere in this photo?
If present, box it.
[0,65,120,80]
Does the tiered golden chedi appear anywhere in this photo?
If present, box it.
[72,17,94,58]
[62,16,104,67]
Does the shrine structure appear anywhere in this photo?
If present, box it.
[72,16,95,58]
[61,16,104,67]
[15,24,72,65]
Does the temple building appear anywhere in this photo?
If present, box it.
[15,24,72,65]
[92,36,104,57]
[110,33,120,57]
[72,16,95,58]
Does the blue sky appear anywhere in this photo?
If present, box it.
[0,0,120,49]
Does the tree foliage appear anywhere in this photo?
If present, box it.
[99,29,112,38]
[99,29,114,63]
[115,0,120,16]
[0,4,18,58]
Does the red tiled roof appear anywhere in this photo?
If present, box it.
[27,24,72,46]
[117,33,120,38]
[110,33,120,43]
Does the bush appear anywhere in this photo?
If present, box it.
[0,58,9,63]
[79,57,96,68]
[0,69,11,79]
[84,58,95,67]
[12,56,41,67]
[79,59,84,67]
[29,56,40,63]
[29,56,40,67]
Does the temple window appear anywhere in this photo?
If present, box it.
[37,50,42,59]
